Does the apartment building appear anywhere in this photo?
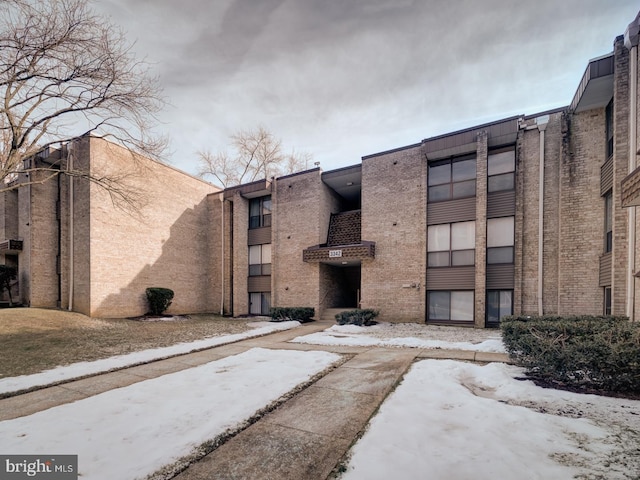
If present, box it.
[2,10,640,325]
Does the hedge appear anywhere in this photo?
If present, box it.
[335,309,379,326]
[145,287,174,316]
[270,307,315,323]
[501,315,640,394]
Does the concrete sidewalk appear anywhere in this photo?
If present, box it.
[0,321,510,479]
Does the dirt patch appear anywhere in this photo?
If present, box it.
[0,309,256,378]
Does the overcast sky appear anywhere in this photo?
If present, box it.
[95,1,639,178]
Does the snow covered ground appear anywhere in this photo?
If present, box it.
[0,348,341,480]
[339,359,640,480]
[2,320,638,479]
[0,320,300,395]
[292,322,506,353]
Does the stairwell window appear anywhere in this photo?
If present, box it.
[604,191,612,253]
[428,221,475,267]
[488,149,515,192]
[428,156,476,202]
[249,244,271,276]
[487,216,514,264]
[249,196,272,229]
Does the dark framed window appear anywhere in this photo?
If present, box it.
[604,190,612,253]
[249,196,272,229]
[606,99,614,159]
[487,216,514,264]
[249,244,271,276]
[603,287,612,315]
[428,156,476,202]
[428,221,475,267]
[249,292,271,315]
[427,291,474,322]
[487,290,513,324]
[488,149,515,192]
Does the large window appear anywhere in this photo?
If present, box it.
[428,221,475,267]
[249,244,271,276]
[428,291,474,322]
[249,292,271,315]
[428,156,476,202]
[487,216,514,264]
[486,290,513,324]
[488,149,515,192]
[604,191,612,253]
[249,196,272,229]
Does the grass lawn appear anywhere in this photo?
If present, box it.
[0,308,255,378]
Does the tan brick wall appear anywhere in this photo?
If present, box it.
[474,132,488,327]
[272,170,328,314]
[79,137,219,317]
[231,193,249,316]
[361,146,426,322]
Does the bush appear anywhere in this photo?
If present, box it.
[145,287,174,316]
[269,307,315,323]
[501,315,640,394]
[335,309,379,326]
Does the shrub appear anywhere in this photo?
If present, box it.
[269,307,315,323]
[145,287,174,316]
[335,309,379,326]
[501,315,640,394]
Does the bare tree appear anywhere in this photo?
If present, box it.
[0,0,166,203]
[198,126,312,188]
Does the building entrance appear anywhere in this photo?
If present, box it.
[320,263,361,309]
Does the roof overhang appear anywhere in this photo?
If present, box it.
[570,53,614,113]
[322,164,362,203]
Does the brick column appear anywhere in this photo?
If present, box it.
[475,131,488,327]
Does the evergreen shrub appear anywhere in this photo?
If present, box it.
[501,315,640,393]
[269,307,315,323]
[145,287,174,316]
[335,309,379,326]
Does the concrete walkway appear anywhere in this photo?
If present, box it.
[0,321,510,479]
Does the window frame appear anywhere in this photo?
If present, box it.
[487,216,515,265]
[486,290,513,324]
[248,243,272,276]
[487,148,515,193]
[606,99,614,159]
[604,190,613,253]
[428,155,477,202]
[427,290,475,323]
[428,221,476,267]
[249,291,271,315]
[249,196,272,229]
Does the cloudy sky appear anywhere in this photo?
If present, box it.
[95,1,638,178]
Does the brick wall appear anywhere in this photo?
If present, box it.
[361,146,426,322]
[77,137,219,317]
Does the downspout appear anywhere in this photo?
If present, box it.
[220,194,224,315]
[625,17,639,320]
[67,142,74,311]
[537,115,549,316]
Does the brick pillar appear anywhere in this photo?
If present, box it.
[475,131,488,327]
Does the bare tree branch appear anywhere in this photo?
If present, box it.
[0,0,167,207]
[198,126,312,188]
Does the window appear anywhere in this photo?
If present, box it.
[488,149,515,192]
[487,216,514,264]
[606,100,614,159]
[428,156,476,202]
[428,221,475,267]
[604,287,612,316]
[604,191,612,253]
[249,292,271,315]
[249,244,271,276]
[249,196,272,229]
[487,290,513,324]
[428,291,474,322]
